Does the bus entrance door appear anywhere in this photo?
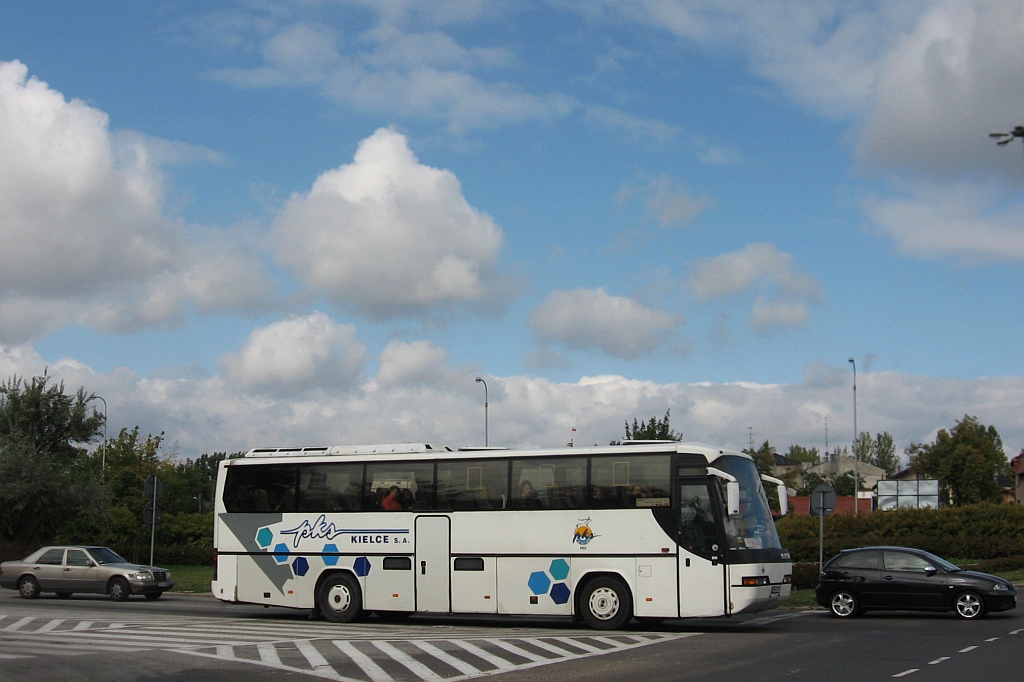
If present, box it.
[676,479,728,618]
[415,515,451,613]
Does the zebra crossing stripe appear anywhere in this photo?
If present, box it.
[34,619,67,633]
[258,642,284,667]
[3,616,36,631]
[408,641,480,677]
[373,641,444,681]
[447,640,516,671]
[296,640,347,681]
[334,640,393,682]
[477,639,548,663]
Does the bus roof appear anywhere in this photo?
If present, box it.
[235,441,745,464]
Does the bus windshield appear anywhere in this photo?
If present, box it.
[714,455,781,551]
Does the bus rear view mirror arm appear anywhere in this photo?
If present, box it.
[706,467,740,517]
[759,474,788,516]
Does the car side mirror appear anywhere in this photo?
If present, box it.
[924,566,937,576]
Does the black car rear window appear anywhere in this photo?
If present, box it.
[834,550,879,569]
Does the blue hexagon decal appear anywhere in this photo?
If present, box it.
[292,556,309,577]
[322,543,339,566]
[272,543,289,564]
[550,582,571,604]
[353,556,372,577]
[528,571,551,596]
[255,526,273,549]
[549,559,569,581]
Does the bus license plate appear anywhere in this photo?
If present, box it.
[770,585,781,598]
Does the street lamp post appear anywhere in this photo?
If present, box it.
[475,377,488,447]
[848,358,859,515]
[990,126,1024,168]
[94,395,108,482]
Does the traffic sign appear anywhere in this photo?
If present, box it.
[810,483,837,516]
[144,474,163,501]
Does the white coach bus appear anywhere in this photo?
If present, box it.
[211,442,791,629]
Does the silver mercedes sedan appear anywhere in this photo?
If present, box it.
[0,546,174,601]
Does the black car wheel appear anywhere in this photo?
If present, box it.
[108,576,131,602]
[579,576,632,630]
[954,591,985,619]
[318,573,363,623]
[829,590,859,618]
[18,576,40,599]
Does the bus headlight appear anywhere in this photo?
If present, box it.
[741,576,770,587]
[782,574,792,583]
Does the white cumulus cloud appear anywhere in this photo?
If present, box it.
[689,243,822,334]
[272,127,505,318]
[0,60,276,342]
[220,312,366,394]
[528,288,683,359]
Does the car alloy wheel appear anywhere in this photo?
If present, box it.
[954,591,985,620]
[829,590,859,618]
[108,576,131,602]
[18,576,40,599]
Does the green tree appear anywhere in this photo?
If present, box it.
[785,444,820,465]
[907,415,1008,506]
[0,373,104,544]
[871,432,899,476]
[0,371,103,461]
[743,440,776,477]
[853,431,873,463]
[614,410,682,443]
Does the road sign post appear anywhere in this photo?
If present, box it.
[811,483,837,572]
[144,474,163,567]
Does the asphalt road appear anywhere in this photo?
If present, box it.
[1,591,1021,682]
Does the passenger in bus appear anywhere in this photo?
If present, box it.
[555,486,582,509]
[590,485,609,508]
[382,486,403,511]
[517,480,542,509]
[399,488,415,510]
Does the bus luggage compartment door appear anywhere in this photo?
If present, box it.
[415,515,451,613]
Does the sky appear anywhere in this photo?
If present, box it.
[2,0,1024,463]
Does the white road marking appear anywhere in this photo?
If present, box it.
[334,640,394,682]
[409,641,480,676]
[928,657,949,665]
[3,616,36,631]
[892,669,918,678]
[374,640,445,681]
[958,646,978,653]
[448,639,517,670]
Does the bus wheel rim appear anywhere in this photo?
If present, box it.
[327,584,352,612]
[588,587,620,620]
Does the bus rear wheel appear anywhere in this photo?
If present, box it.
[318,573,363,623]
[579,576,632,630]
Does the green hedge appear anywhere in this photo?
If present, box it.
[778,502,1024,563]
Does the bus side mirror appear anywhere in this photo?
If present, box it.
[726,481,740,517]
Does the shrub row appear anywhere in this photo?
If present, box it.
[777,503,1024,563]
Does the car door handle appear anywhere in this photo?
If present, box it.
[883,575,894,580]
[64,568,71,571]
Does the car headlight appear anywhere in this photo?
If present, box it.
[992,582,1008,591]
[131,570,154,581]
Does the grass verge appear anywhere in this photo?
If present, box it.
[165,565,214,594]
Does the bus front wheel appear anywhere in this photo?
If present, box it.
[579,576,632,630]
[318,573,363,623]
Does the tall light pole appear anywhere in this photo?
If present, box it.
[94,395,108,481]
[475,377,488,447]
[848,358,859,515]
